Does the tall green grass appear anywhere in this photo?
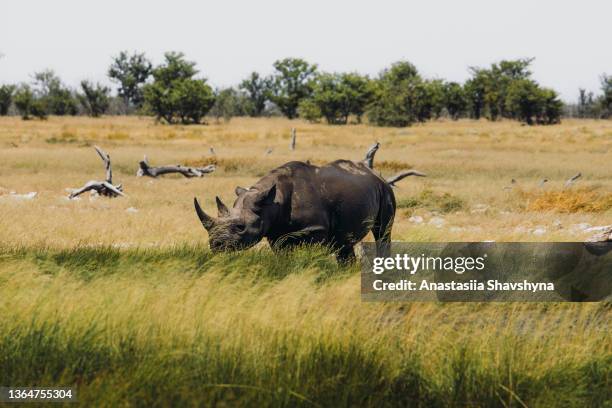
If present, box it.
[0,246,610,407]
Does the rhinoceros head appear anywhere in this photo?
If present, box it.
[194,185,276,251]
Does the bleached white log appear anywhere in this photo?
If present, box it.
[363,141,380,169]
[386,170,427,187]
[137,155,216,178]
[69,146,124,199]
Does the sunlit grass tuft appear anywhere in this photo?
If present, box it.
[520,188,612,213]
[397,188,465,214]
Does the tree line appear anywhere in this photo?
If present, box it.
[0,51,610,126]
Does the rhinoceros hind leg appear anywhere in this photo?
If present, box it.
[336,245,356,264]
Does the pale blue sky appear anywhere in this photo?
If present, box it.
[1,0,610,101]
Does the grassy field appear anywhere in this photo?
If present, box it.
[0,116,611,406]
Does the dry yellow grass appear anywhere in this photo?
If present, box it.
[0,116,610,247]
[521,188,612,213]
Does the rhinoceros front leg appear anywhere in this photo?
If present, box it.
[268,225,328,251]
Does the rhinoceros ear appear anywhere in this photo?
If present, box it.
[215,196,230,217]
[255,184,276,206]
[235,186,248,196]
[194,197,216,230]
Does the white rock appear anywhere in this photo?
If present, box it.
[429,217,446,228]
[470,204,489,214]
[532,227,547,236]
[584,225,612,234]
[408,215,424,224]
[570,223,591,232]
[8,191,37,200]
[126,207,139,213]
[112,242,132,249]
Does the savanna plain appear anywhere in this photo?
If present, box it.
[0,116,611,407]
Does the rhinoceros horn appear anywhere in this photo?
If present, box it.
[194,197,216,230]
[215,196,230,217]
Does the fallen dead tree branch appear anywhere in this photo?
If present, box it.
[137,155,216,178]
[363,142,426,186]
[386,170,427,187]
[69,146,124,199]
[363,141,380,169]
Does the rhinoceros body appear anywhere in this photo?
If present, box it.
[194,159,397,262]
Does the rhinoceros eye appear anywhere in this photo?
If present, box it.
[233,223,247,234]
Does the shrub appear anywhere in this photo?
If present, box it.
[32,70,78,116]
[397,189,465,213]
[79,81,110,117]
[47,87,79,116]
[13,85,47,120]
[298,98,322,123]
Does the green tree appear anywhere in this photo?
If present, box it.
[599,74,612,118]
[505,79,561,125]
[366,61,428,127]
[466,59,535,121]
[14,84,47,120]
[426,79,446,119]
[305,72,373,125]
[297,98,322,123]
[505,79,540,125]
[32,70,78,116]
[210,88,248,123]
[269,58,317,119]
[173,80,216,124]
[143,52,215,124]
[444,82,467,120]
[495,58,533,80]
[309,73,350,124]
[489,58,533,119]
[79,81,110,117]
[340,73,373,123]
[0,84,15,115]
[108,51,152,110]
[464,75,486,119]
[239,72,271,117]
[537,88,563,124]
[153,51,198,86]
